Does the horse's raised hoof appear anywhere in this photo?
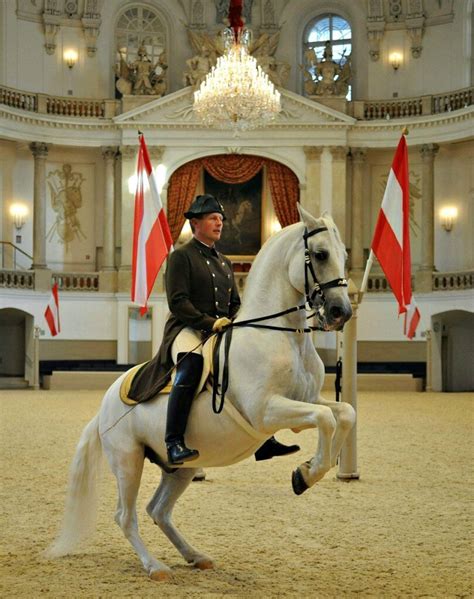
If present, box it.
[149,568,172,582]
[292,467,309,495]
[193,556,215,570]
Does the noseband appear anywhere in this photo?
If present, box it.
[303,226,348,312]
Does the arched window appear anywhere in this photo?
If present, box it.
[303,14,352,99]
[115,5,166,89]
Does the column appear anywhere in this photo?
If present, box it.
[416,143,439,292]
[29,142,49,270]
[303,146,323,217]
[329,146,348,241]
[349,148,367,286]
[118,145,137,293]
[100,147,117,292]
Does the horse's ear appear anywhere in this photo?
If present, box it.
[297,203,318,228]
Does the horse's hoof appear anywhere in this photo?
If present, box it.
[292,467,309,495]
[149,569,172,582]
[193,556,215,570]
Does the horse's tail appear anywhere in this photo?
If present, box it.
[45,413,102,558]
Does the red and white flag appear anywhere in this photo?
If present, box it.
[131,133,173,314]
[44,282,60,336]
[370,134,420,339]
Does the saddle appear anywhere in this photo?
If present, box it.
[120,335,218,406]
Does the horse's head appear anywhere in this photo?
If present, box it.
[288,205,352,331]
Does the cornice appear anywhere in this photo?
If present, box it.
[0,101,472,147]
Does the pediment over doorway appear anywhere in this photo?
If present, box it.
[114,87,355,130]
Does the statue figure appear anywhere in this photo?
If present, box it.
[250,31,290,88]
[183,45,216,89]
[301,47,317,95]
[115,45,168,96]
[183,26,290,90]
[183,29,223,88]
[302,42,352,98]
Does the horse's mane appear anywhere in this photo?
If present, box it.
[241,213,346,308]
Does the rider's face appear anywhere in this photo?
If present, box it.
[192,212,224,246]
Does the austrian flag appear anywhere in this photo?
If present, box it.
[131,134,173,313]
[371,134,420,339]
[44,282,60,336]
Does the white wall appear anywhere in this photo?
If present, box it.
[434,140,474,272]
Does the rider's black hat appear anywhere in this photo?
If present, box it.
[184,194,226,220]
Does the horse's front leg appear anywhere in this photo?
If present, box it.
[259,394,336,495]
[315,396,356,468]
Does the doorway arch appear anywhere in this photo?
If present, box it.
[429,310,474,392]
[0,308,36,389]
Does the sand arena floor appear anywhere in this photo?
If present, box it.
[0,389,472,598]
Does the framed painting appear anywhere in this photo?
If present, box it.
[204,169,263,257]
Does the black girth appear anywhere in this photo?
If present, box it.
[211,225,348,414]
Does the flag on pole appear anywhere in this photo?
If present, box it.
[44,282,60,336]
[370,134,420,339]
[131,133,173,314]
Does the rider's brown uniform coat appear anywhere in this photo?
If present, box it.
[128,237,241,402]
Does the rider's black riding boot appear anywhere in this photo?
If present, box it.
[254,436,300,461]
[165,352,203,465]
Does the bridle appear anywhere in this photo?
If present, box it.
[211,225,348,413]
[303,226,348,313]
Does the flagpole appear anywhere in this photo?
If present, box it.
[360,249,374,295]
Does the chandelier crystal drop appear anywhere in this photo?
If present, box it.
[193,28,281,131]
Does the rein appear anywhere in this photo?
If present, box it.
[211,225,348,414]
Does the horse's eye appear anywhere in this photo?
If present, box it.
[314,251,328,261]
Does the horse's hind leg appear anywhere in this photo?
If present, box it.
[107,446,172,580]
[147,468,215,570]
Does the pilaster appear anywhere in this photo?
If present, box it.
[349,148,367,286]
[303,146,323,217]
[29,142,49,270]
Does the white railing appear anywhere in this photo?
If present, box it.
[0,269,35,289]
[1,83,472,121]
[53,272,99,291]
[432,88,473,114]
[352,86,472,120]
[45,96,106,118]
[0,86,36,111]
[433,270,473,291]
[0,84,118,118]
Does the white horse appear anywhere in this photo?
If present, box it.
[46,206,356,581]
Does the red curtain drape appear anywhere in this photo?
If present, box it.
[202,154,264,183]
[266,160,300,227]
[166,154,300,243]
[166,159,201,243]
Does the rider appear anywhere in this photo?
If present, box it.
[128,194,300,465]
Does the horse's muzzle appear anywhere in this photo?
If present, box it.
[326,301,352,330]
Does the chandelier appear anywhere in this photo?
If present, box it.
[193,1,281,131]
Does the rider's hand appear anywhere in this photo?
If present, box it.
[212,317,232,332]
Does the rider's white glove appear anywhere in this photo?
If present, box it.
[212,317,232,332]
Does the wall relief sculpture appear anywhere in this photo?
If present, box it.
[46,164,87,248]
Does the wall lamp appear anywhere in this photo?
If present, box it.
[439,206,458,232]
[64,49,78,69]
[389,52,402,71]
[10,203,28,230]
